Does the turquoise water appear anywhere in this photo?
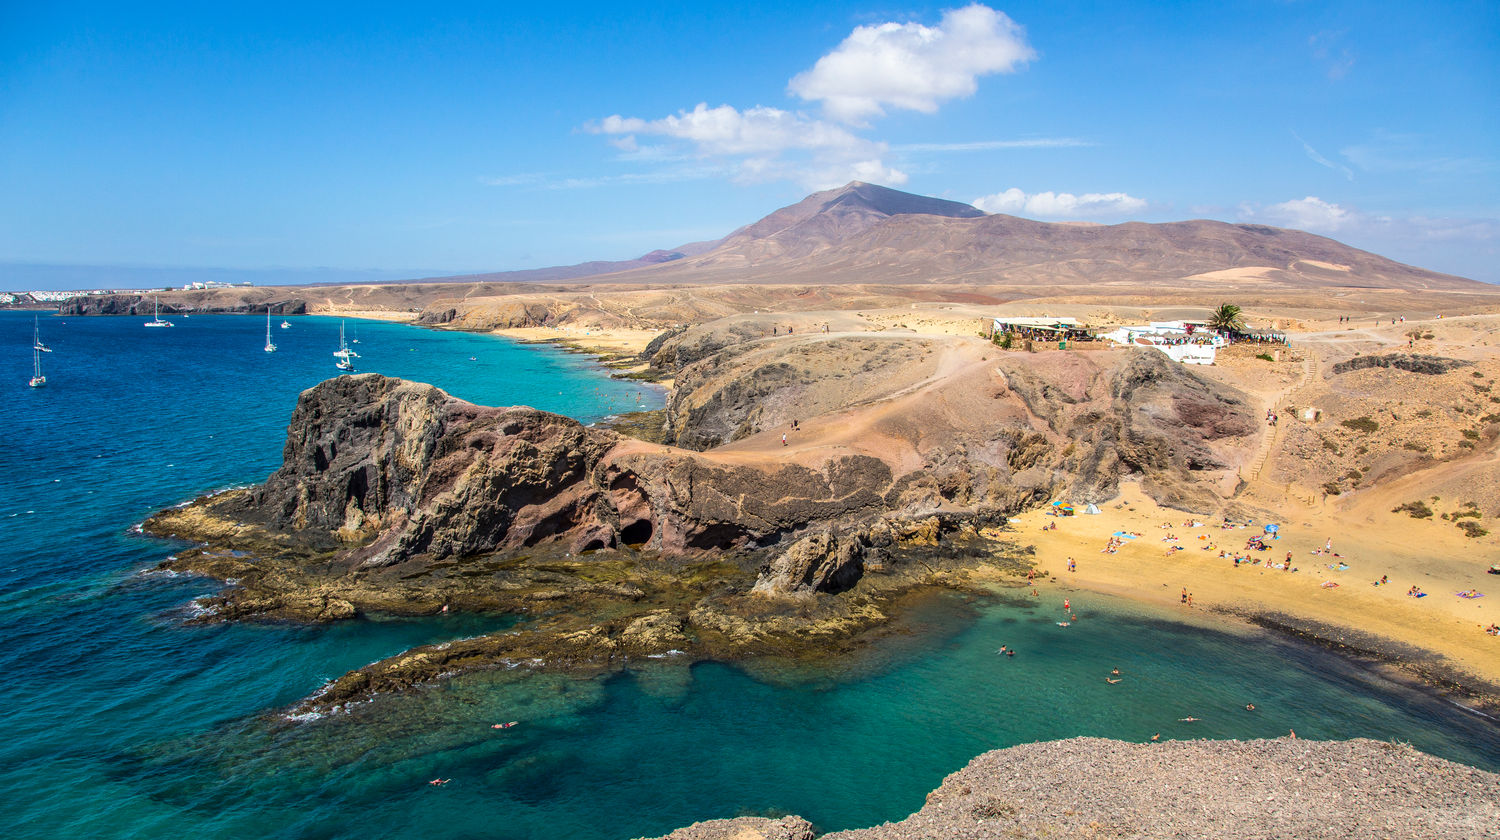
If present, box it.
[1,310,1495,840]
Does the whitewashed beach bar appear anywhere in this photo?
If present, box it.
[1096,321,1224,365]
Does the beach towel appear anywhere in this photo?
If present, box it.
[1111,532,1137,540]
[1327,563,1348,571]
[1457,592,1486,599]
[1320,581,1339,589]
[1414,593,1428,598]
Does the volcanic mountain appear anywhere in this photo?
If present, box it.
[571,181,1480,292]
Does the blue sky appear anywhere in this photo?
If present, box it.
[1,1,1496,286]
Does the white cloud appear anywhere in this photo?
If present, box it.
[973,188,1147,218]
[1340,131,1497,177]
[1246,196,1352,232]
[1308,31,1356,80]
[1292,132,1354,181]
[580,5,1039,190]
[788,4,1033,124]
[1240,197,1500,242]
[588,103,905,190]
[592,104,877,158]
[1237,197,1500,281]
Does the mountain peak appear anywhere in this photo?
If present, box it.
[725,182,984,249]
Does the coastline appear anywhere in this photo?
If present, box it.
[280,316,1500,715]
[1005,481,1500,711]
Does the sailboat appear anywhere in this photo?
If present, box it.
[144,296,174,328]
[280,320,291,329]
[334,320,358,371]
[29,317,47,387]
[32,317,51,354]
[264,310,277,353]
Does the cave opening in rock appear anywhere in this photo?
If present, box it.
[619,519,654,547]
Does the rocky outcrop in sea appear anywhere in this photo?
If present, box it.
[142,339,1257,711]
[644,737,1500,840]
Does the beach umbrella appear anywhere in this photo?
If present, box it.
[1264,523,1279,533]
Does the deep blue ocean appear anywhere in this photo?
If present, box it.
[2,310,1495,840]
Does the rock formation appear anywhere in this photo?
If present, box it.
[644,737,1499,840]
[144,333,1257,711]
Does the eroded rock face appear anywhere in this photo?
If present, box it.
[753,530,865,595]
[179,374,910,570]
[659,335,1255,512]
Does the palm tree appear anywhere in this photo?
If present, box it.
[1208,303,1245,334]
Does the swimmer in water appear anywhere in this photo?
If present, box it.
[1111,668,1121,676]
[1245,704,1256,711]
[1179,717,1200,722]
[1150,733,1160,742]
[429,778,450,786]
[1105,677,1122,684]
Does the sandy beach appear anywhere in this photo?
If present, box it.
[492,325,665,356]
[1005,481,1500,697]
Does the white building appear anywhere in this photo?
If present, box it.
[1097,321,1225,365]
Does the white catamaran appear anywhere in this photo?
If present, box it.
[144,296,174,328]
[334,320,358,371]
[29,317,48,387]
[264,310,277,353]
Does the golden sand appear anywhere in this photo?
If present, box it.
[1010,481,1500,688]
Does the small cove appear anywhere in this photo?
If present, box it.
[1,311,1495,840]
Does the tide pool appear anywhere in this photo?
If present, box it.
[1,311,1494,840]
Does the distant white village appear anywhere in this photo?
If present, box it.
[1,280,251,305]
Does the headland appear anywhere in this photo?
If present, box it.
[107,182,1498,722]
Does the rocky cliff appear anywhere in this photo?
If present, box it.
[58,294,307,316]
[194,374,916,568]
[145,374,1040,711]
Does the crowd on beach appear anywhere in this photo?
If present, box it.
[1043,510,1492,637]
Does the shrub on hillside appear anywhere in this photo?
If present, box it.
[1456,520,1488,538]
[1392,501,1433,519]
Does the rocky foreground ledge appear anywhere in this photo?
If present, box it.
[645,737,1499,840]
